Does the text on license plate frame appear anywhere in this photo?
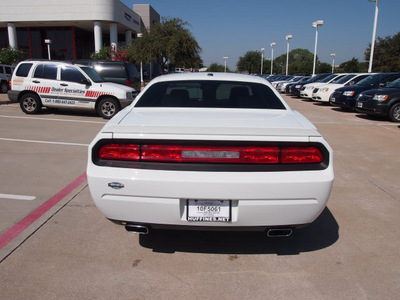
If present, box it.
[187,199,231,222]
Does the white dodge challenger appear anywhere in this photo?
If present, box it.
[87,73,334,237]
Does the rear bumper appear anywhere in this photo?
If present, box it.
[7,90,19,102]
[87,165,334,228]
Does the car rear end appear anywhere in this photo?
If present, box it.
[87,74,334,234]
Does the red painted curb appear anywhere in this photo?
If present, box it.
[0,172,87,250]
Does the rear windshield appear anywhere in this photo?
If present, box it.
[135,80,286,109]
[93,64,126,78]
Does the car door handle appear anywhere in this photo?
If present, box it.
[60,83,68,86]
[32,80,40,83]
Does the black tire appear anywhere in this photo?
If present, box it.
[20,93,42,114]
[0,81,8,93]
[388,103,400,122]
[97,98,120,119]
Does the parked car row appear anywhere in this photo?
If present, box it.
[0,64,15,93]
[274,72,400,122]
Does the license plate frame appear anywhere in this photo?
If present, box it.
[187,199,231,222]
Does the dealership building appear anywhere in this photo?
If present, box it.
[0,0,160,60]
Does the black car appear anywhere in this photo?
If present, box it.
[330,73,400,110]
[288,73,330,97]
[74,60,141,92]
[355,78,400,122]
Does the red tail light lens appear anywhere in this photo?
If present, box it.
[126,80,132,87]
[98,144,140,161]
[98,144,323,164]
[281,147,323,164]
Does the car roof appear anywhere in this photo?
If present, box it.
[150,72,269,85]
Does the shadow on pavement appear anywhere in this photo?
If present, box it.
[139,207,339,255]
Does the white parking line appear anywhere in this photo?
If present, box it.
[0,193,36,201]
[0,114,105,124]
[0,137,88,147]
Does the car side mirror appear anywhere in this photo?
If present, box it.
[81,78,91,86]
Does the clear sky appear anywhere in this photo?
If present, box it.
[122,0,400,70]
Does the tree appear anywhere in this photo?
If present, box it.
[0,47,24,65]
[318,62,332,73]
[339,58,361,72]
[237,51,262,74]
[90,46,132,61]
[273,49,314,74]
[131,17,202,71]
[364,32,400,72]
[208,62,231,73]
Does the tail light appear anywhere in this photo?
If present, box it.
[98,143,323,164]
[126,80,132,87]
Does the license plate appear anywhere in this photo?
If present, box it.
[187,199,231,222]
[357,102,363,108]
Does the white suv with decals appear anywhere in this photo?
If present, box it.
[8,60,137,119]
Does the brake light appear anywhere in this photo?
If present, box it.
[97,144,323,164]
[98,144,140,161]
[281,147,323,163]
[126,80,131,87]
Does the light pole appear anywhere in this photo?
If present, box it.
[270,42,275,75]
[285,35,292,76]
[368,0,379,73]
[260,48,265,74]
[330,53,336,73]
[223,57,228,72]
[312,20,324,76]
[137,33,144,89]
[45,39,52,60]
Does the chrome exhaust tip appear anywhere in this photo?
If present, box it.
[125,224,149,234]
[267,228,293,238]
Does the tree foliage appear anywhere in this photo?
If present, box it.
[0,47,24,65]
[237,51,259,74]
[274,49,315,75]
[208,62,231,73]
[90,46,133,62]
[364,32,400,72]
[131,17,202,71]
[339,58,361,72]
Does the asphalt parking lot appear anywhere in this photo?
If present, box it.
[0,92,399,299]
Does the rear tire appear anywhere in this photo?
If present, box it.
[20,93,42,114]
[0,81,8,93]
[97,98,120,119]
[388,103,400,122]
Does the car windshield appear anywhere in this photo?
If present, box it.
[135,80,286,110]
[319,74,338,83]
[334,74,356,84]
[387,78,400,88]
[356,74,381,87]
[81,67,105,83]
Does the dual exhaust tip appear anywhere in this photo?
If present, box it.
[125,224,293,238]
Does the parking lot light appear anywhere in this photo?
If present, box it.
[368,0,379,73]
[260,48,265,74]
[270,42,276,75]
[45,39,52,60]
[285,36,292,76]
[330,53,336,73]
[312,20,324,76]
[223,57,228,73]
